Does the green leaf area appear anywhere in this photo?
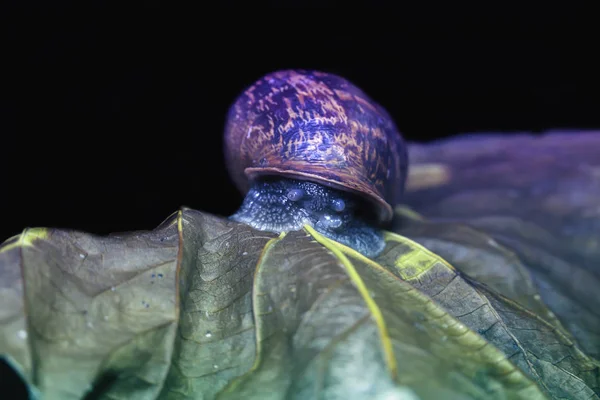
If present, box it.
[2,130,599,399]
[1,207,598,400]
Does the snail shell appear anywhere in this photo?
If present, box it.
[224,69,408,222]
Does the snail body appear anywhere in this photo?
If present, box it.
[224,70,408,258]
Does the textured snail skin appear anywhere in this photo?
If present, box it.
[230,178,385,258]
[224,69,408,222]
[225,69,406,258]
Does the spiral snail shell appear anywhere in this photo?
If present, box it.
[224,69,408,258]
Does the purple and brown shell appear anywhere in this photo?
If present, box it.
[224,69,408,222]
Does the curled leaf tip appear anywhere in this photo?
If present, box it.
[0,228,49,254]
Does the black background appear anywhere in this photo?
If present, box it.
[1,7,599,399]
[2,12,599,242]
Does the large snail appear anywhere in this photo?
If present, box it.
[224,70,408,258]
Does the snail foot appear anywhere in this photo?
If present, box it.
[230,178,385,258]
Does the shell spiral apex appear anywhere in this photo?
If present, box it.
[224,69,408,223]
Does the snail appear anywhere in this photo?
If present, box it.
[224,69,408,258]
